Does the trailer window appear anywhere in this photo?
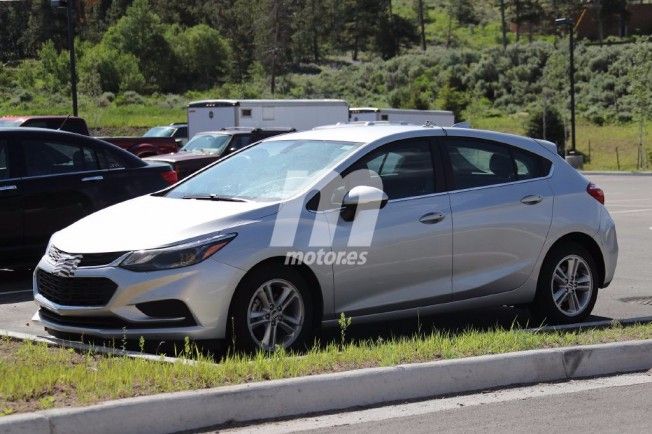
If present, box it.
[241,109,252,117]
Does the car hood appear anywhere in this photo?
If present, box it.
[51,195,278,253]
[144,152,219,164]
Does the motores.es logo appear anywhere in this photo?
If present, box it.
[272,168,385,266]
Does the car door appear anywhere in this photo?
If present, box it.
[327,138,453,316]
[19,134,108,253]
[442,136,554,300]
[0,136,24,262]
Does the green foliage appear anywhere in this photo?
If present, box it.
[166,24,231,89]
[525,106,565,151]
[79,44,146,94]
[102,0,176,91]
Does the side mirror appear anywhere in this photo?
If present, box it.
[341,185,388,221]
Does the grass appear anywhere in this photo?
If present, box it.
[2,322,652,416]
[471,114,652,171]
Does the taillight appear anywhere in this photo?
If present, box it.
[587,183,605,205]
[161,169,178,185]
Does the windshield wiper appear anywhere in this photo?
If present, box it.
[182,194,248,202]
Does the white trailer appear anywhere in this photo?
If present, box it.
[349,107,455,126]
[187,99,349,138]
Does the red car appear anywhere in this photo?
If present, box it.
[0,116,180,158]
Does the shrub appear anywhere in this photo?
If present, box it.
[79,44,146,93]
[115,90,144,106]
[10,89,33,105]
[525,106,565,153]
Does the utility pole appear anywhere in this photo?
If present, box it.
[66,0,78,116]
[50,0,78,116]
[499,0,508,49]
[418,0,426,51]
[556,17,576,155]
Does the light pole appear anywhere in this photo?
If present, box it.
[51,0,78,117]
[555,17,576,155]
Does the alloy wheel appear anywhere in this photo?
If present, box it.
[550,255,593,316]
[246,279,305,351]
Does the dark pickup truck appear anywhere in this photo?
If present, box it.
[0,116,180,158]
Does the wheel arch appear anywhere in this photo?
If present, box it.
[227,257,324,331]
[544,232,606,288]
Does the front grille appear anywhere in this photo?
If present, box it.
[78,252,127,267]
[49,246,126,267]
[36,269,118,307]
[39,307,196,329]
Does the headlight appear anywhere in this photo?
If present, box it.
[120,233,236,272]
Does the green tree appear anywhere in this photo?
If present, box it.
[78,43,146,93]
[102,0,176,92]
[167,24,231,89]
[526,106,565,154]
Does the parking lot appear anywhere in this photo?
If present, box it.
[2,174,651,343]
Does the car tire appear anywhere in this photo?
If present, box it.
[228,266,314,353]
[531,242,599,325]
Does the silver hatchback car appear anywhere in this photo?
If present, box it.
[33,124,618,351]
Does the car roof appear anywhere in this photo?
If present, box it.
[260,123,556,159]
[263,123,446,144]
[0,127,145,163]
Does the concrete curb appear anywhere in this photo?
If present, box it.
[1,339,651,434]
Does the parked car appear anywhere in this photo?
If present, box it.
[144,127,294,180]
[0,116,180,158]
[143,123,188,147]
[0,128,177,269]
[33,124,617,352]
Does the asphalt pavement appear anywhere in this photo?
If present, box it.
[221,373,652,434]
[1,174,652,342]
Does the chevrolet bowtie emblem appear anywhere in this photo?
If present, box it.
[49,247,82,278]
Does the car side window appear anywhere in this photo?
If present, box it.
[97,149,128,170]
[0,141,9,180]
[445,139,553,189]
[347,139,436,200]
[512,148,552,180]
[175,126,188,138]
[231,135,251,150]
[445,139,514,189]
[23,139,97,177]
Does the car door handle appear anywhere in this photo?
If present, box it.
[81,176,104,182]
[0,185,18,192]
[419,212,446,224]
[521,195,543,205]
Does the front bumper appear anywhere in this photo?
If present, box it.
[32,254,245,340]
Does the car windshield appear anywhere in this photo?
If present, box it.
[144,126,176,137]
[167,139,361,202]
[181,134,232,154]
[0,119,23,128]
